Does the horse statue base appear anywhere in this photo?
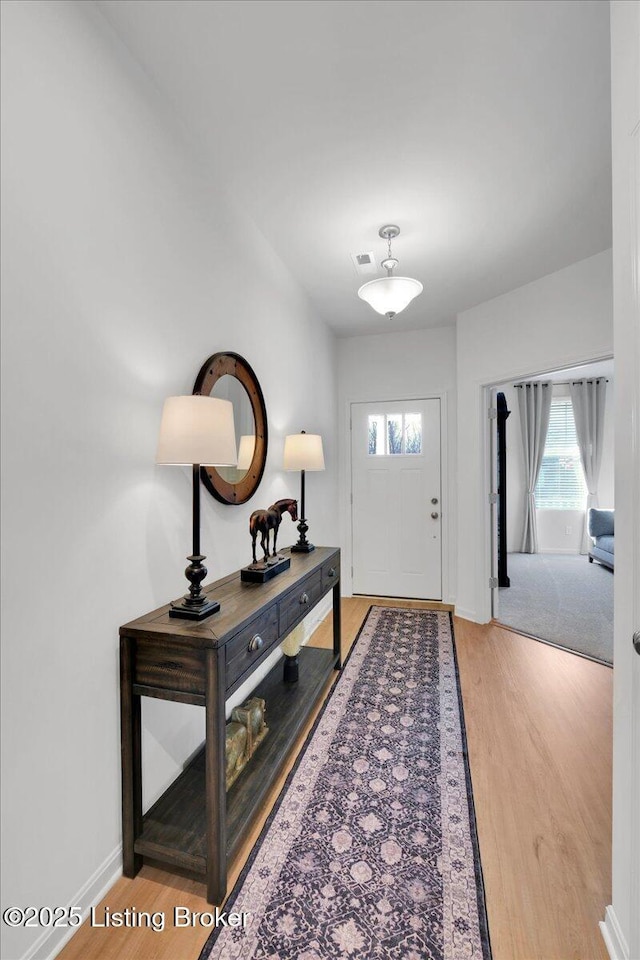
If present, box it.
[241,554,291,583]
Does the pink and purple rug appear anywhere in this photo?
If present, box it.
[200,606,491,960]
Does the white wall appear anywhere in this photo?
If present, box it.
[504,381,615,554]
[456,249,613,621]
[337,325,457,603]
[0,3,338,958]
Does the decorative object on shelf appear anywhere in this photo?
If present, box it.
[224,721,248,789]
[283,431,325,553]
[281,623,304,683]
[232,696,267,749]
[241,499,299,583]
[357,224,423,319]
[224,697,268,790]
[193,352,268,505]
[250,499,298,564]
[156,394,237,620]
[228,697,268,785]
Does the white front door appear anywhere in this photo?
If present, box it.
[351,399,442,599]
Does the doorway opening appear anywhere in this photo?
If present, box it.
[489,358,614,664]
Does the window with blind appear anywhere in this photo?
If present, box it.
[535,397,587,509]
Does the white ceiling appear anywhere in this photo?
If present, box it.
[97,0,612,338]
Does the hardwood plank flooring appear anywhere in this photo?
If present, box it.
[58,599,611,960]
[454,617,612,960]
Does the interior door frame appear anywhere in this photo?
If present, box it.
[489,386,500,620]
[480,353,614,625]
[342,391,450,603]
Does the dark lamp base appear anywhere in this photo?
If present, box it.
[291,541,315,553]
[169,597,221,620]
[283,654,299,683]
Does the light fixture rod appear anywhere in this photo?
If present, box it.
[379,224,400,275]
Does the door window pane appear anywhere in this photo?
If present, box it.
[404,413,422,454]
[367,412,423,456]
[368,415,385,455]
[387,414,403,454]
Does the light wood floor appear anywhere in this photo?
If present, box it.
[59,598,612,960]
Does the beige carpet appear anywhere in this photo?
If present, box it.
[498,553,613,664]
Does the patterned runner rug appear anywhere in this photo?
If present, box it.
[201,606,491,960]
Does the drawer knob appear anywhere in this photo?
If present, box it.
[328,567,337,578]
[248,634,264,652]
[300,592,309,605]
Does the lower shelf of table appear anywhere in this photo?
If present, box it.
[134,645,339,878]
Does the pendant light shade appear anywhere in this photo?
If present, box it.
[358,275,423,318]
[357,225,423,319]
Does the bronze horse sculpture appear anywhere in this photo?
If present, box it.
[249,499,298,565]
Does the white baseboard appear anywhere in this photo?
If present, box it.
[600,905,630,960]
[453,606,479,623]
[540,548,582,555]
[21,845,122,960]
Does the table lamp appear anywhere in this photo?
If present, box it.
[156,395,237,620]
[236,434,256,472]
[283,431,325,553]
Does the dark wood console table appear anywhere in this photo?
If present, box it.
[120,547,341,905]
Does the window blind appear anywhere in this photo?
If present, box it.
[535,397,587,509]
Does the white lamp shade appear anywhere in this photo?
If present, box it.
[283,433,325,471]
[156,395,237,466]
[236,434,256,471]
[358,276,423,317]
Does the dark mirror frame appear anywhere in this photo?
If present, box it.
[193,352,268,505]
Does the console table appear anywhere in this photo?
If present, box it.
[120,546,341,904]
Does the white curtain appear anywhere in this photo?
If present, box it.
[517,381,552,553]
[570,378,607,554]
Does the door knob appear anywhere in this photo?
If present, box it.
[431,511,439,520]
[431,497,439,505]
[634,631,640,655]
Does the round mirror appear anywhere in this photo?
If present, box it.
[193,353,268,504]
[211,375,255,484]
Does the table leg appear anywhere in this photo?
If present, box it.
[205,647,227,905]
[120,634,142,877]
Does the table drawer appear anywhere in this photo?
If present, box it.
[322,554,340,591]
[135,641,206,695]
[280,569,323,635]
[225,605,279,690]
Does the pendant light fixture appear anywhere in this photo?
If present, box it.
[357,225,423,319]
